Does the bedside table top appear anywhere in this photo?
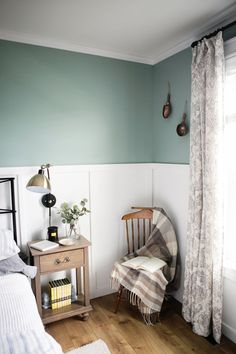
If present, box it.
[28,235,91,257]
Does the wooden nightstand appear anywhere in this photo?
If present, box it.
[28,236,92,325]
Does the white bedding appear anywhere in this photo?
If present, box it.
[0,273,63,354]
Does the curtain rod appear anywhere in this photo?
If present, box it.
[191,20,236,48]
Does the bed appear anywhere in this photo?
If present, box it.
[0,229,63,354]
[0,273,63,354]
[0,177,110,354]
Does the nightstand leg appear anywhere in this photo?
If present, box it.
[76,267,82,296]
[83,247,90,307]
[34,256,42,317]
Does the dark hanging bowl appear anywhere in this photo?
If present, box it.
[176,113,188,136]
[162,94,171,119]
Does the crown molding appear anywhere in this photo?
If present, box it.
[151,3,236,65]
[0,29,153,65]
[0,3,235,66]
[149,38,193,65]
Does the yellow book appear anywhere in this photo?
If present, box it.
[67,278,72,305]
[58,279,63,308]
[49,281,53,309]
[54,280,59,309]
[58,279,65,307]
[54,280,58,309]
[56,280,62,309]
[53,281,56,310]
[54,280,59,310]
[65,278,71,306]
[61,279,66,307]
[64,278,68,306]
[58,280,62,309]
[50,281,56,310]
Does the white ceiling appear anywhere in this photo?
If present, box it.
[0,0,236,64]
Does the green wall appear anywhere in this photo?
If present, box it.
[152,24,236,164]
[0,40,153,167]
[1,24,236,167]
[153,48,191,164]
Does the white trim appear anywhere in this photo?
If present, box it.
[222,322,236,344]
[0,163,157,176]
[91,287,116,299]
[152,4,236,64]
[0,162,190,176]
[151,38,194,65]
[0,4,235,65]
[0,30,153,65]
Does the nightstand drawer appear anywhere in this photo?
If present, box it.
[40,249,83,273]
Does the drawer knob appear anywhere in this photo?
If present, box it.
[54,257,70,265]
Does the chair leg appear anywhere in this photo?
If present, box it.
[114,285,123,313]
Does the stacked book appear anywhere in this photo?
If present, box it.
[49,278,72,310]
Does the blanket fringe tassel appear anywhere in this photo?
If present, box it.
[125,288,159,325]
[111,276,160,325]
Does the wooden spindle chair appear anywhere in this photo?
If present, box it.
[114,207,154,313]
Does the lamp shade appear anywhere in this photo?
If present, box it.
[26,169,51,193]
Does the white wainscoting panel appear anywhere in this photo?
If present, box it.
[0,163,189,300]
[1,163,235,342]
[152,164,189,303]
[222,270,236,343]
[89,164,153,298]
[0,164,153,298]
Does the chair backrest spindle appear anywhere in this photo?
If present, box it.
[131,219,135,253]
[137,219,140,249]
[122,208,153,254]
[143,218,145,244]
[149,219,152,237]
[125,220,130,254]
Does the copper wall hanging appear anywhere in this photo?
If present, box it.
[176,113,188,136]
[162,82,171,119]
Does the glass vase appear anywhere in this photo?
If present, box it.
[65,221,80,240]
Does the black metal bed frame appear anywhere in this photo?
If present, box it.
[0,177,17,243]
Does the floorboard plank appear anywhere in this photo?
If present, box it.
[46,294,236,354]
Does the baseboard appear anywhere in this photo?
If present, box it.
[222,322,236,344]
[165,294,182,315]
[171,296,236,345]
[91,288,116,299]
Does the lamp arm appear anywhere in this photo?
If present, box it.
[49,206,51,227]
[40,163,51,181]
[47,168,50,181]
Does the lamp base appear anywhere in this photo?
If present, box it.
[42,193,56,208]
[48,226,58,242]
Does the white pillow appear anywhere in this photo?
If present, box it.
[0,229,20,261]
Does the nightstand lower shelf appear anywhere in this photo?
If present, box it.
[42,302,93,324]
[28,236,92,325]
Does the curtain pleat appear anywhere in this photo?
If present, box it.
[182,32,224,343]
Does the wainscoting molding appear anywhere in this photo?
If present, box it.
[1,162,235,343]
[0,163,154,298]
[0,163,188,298]
[222,322,236,344]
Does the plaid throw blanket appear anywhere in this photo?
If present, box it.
[111,208,178,324]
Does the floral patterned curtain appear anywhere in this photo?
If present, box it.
[182,32,224,343]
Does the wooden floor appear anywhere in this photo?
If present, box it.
[46,294,236,354]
